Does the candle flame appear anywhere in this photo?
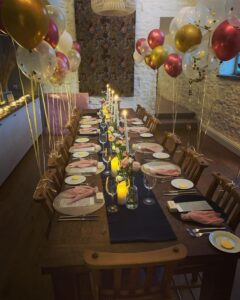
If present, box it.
[122,110,127,117]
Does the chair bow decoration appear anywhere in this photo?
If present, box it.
[91,0,135,16]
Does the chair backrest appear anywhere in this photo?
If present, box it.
[162,132,182,156]
[178,147,209,185]
[84,244,187,300]
[147,116,160,134]
[136,105,146,120]
[206,172,240,230]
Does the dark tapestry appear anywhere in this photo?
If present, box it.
[75,1,135,96]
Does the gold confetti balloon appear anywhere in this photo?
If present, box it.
[175,24,202,53]
[149,46,168,69]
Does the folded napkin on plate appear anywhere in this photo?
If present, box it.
[181,210,224,226]
[71,143,96,149]
[68,159,98,168]
[148,167,180,176]
[128,127,149,134]
[61,185,98,203]
[139,144,162,153]
[128,118,141,122]
[80,127,97,132]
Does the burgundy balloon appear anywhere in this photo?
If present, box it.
[136,38,146,54]
[0,0,6,34]
[44,18,59,49]
[56,51,69,69]
[72,41,81,53]
[164,54,182,78]
[148,29,165,49]
[212,20,240,61]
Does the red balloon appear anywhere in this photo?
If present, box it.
[44,18,59,49]
[164,54,182,78]
[72,41,81,53]
[136,38,146,54]
[148,29,165,49]
[212,20,240,61]
[56,51,69,69]
[0,0,7,34]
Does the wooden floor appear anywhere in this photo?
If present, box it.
[0,129,239,300]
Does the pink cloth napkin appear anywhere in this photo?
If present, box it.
[61,186,98,203]
[181,210,224,226]
[140,144,162,153]
[128,118,141,122]
[80,127,97,132]
[68,159,98,168]
[72,143,96,149]
[149,167,180,176]
[128,127,149,134]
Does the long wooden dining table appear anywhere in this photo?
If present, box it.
[41,109,239,300]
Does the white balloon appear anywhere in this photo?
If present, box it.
[226,0,240,29]
[57,31,73,55]
[133,50,144,64]
[67,49,81,72]
[170,7,197,37]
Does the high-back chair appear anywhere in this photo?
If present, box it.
[147,116,160,134]
[178,147,209,185]
[84,244,187,300]
[136,105,145,119]
[206,172,240,230]
[162,132,182,156]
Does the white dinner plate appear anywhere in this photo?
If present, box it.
[140,133,154,138]
[72,151,89,158]
[75,137,90,143]
[64,175,86,185]
[80,120,99,125]
[132,121,144,125]
[171,178,194,190]
[209,231,240,253]
[66,162,105,176]
[141,161,181,178]
[80,124,92,128]
[153,152,170,159]
[82,116,92,119]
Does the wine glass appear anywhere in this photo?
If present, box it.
[102,148,111,176]
[105,176,118,213]
[99,132,107,153]
[143,173,157,205]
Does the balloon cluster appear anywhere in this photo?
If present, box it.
[0,0,82,85]
[168,0,240,81]
[133,28,182,78]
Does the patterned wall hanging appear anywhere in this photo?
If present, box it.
[91,0,135,16]
[75,0,135,96]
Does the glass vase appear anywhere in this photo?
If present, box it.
[126,181,138,210]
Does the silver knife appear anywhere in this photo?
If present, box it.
[58,217,98,222]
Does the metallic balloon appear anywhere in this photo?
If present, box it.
[164,54,182,77]
[148,29,165,49]
[2,0,49,49]
[72,41,81,53]
[136,38,146,54]
[56,51,70,69]
[175,24,202,53]
[49,57,68,85]
[46,5,66,36]
[139,40,152,57]
[149,46,168,69]
[212,20,240,61]
[45,18,59,49]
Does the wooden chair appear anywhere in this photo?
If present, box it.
[206,172,240,230]
[147,116,160,134]
[136,105,145,119]
[162,132,182,156]
[178,147,209,185]
[84,244,187,300]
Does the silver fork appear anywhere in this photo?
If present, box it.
[187,227,227,233]
[187,231,212,237]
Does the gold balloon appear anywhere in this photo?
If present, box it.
[2,0,49,49]
[149,46,168,69]
[175,24,202,53]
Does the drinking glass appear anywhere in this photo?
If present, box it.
[99,132,107,153]
[102,148,111,176]
[143,173,157,205]
[105,176,118,213]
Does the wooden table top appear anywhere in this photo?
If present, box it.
[42,109,238,272]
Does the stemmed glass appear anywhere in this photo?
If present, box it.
[143,173,157,205]
[105,176,118,213]
[102,148,111,176]
[99,132,107,154]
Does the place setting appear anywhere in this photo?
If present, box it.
[65,159,105,176]
[69,142,101,154]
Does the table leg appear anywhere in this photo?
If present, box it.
[200,258,237,300]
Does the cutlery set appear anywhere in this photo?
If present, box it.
[58,214,99,222]
[186,227,227,237]
[163,189,198,196]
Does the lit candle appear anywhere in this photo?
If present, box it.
[117,181,129,205]
[122,110,129,153]
[111,156,120,177]
[106,84,110,101]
